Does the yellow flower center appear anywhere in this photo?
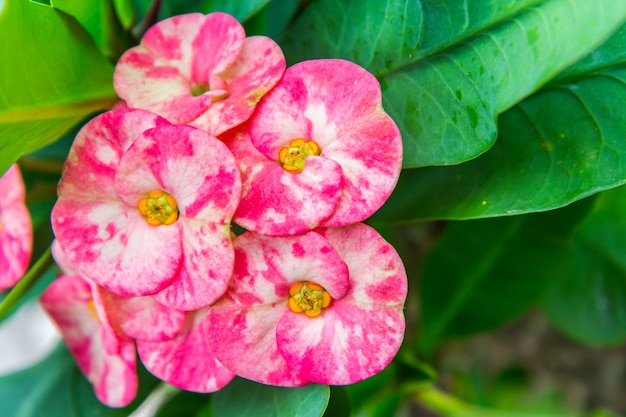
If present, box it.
[288,281,332,318]
[278,138,321,174]
[138,190,179,226]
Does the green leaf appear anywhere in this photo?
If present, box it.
[163,0,269,22]
[212,378,329,417]
[418,197,594,353]
[541,185,626,346]
[47,0,133,60]
[244,0,301,39]
[155,390,212,417]
[372,23,626,222]
[281,0,626,167]
[0,0,117,176]
[0,344,159,417]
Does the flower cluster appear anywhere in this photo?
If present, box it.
[42,12,406,407]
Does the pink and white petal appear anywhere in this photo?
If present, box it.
[0,166,32,290]
[277,301,405,385]
[98,289,187,342]
[115,125,241,223]
[0,164,25,206]
[154,219,234,311]
[234,157,343,236]
[321,113,402,226]
[190,36,286,136]
[317,224,407,306]
[40,275,137,407]
[57,109,167,200]
[189,12,245,85]
[206,303,306,386]
[52,198,182,296]
[138,310,234,392]
[140,13,206,73]
[249,59,384,158]
[113,47,214,124]
[51,239,74,275]
[232,232,350,303]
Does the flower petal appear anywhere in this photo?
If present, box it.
[191,36,286,135]
[99,289,188,342]
[52,198,182,296]
[0,164,32,290]
[137,310,234,392]
[232,231,350,301]
[276,302,405,385]
[321,113,402,226]
[56,109,168,201]
[154,219,234,311]
[228,129,343,236]
[40,275,137,407]
[206,303,306,386]
[317,224,407,306]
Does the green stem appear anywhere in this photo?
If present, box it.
[0,247,53,321]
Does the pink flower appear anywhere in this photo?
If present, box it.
[0,164,32,291]
[51,108,241,311]
[40,243,137,407]
[206,223,407,386]
[228,59,402,236]
[114,12,286,136]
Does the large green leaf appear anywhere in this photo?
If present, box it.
[372,23,626,223]
[212,378,329,417]
[418,197,593,353]
[48,0,133,61]
[281,0,626,168]
[541,185,626,346]
[0,344,158,417]
[0,0,117,176]
[163,0,269,22]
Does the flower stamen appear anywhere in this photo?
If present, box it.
[278,139,321,174]
[288,281,332,317]
[138,190,179,226]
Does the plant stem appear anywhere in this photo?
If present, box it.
[0,247,53,321]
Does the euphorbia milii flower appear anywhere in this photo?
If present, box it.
[51,108,241,311]
[41,243,137,407]
[0,163,32,291]
[228,59,402,236]
[114,12,286,136]
[206,223,407,386]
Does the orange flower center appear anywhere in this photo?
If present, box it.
[288,281,332,318]
[138,190,179,226]
[278,138,321,174]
